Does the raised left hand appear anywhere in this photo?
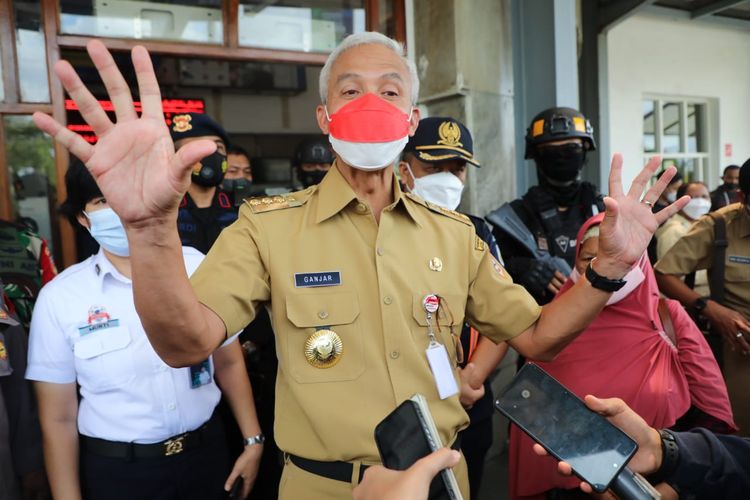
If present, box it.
[596,155,689,278]
[224,445,263,499]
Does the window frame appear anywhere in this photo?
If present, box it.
[642,94,715,188]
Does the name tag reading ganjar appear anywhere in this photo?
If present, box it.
[294,271,342,288]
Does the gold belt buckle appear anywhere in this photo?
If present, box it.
[164,435,185,456]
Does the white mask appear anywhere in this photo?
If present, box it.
[406,164,465,211]
[666,190,677,203]
[328,135,409,171]
[570,263,646,305]
[682,197,711,221]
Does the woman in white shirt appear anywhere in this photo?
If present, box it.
[26,160,263,500]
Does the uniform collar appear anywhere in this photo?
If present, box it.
[92,249,131,291]
[315,161,422,227]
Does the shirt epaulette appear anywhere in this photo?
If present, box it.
[244,190,311,214]
[405,193,472,226]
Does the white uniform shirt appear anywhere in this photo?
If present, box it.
[26,247,229,444]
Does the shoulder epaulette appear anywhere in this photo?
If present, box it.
[405,193,472,226]
[245,193,308,214]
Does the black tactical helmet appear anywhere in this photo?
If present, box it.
[524,107,596,159]
[294,136,334,166]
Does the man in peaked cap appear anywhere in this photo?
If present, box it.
[170,112,238,254]
[399,116,507,499]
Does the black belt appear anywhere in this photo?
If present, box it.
[289,436,462,483]
[80,413,219,460]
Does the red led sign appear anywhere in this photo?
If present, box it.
[65,98,205,144]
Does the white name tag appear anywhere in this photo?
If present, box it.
[426,343,459,400]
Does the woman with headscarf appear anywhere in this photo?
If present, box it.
[508,212,735,500]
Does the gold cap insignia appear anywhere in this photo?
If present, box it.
[172,114,192,133]
[437,121,463,148]
[304,329,343,368]
[429,257,443,272]
[0,341,6,360]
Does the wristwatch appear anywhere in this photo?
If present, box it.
[243,433,266,447]
[585,260,627,292]
[646,429,679,485]
[692,297,709,315]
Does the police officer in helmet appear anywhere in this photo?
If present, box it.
[487,107,604,304]
[293,136,334,188]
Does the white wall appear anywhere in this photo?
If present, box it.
[198,65,322,135]
[604,12,750,188]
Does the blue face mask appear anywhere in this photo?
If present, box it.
[85,208,130,257]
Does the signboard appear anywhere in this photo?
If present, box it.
[65,98,205,144]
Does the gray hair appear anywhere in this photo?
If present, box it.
[318,32,420,105]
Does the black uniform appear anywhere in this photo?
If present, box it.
[487,107,601,305]
[177,190,238,254]
[492,182,604,304]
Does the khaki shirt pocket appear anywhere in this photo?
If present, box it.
[410,293,465,365]
[73,326,136,392]
[285,291,363,383]
[725,255,750,284]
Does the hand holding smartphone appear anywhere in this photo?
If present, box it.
[374,394,463,500]
[495,364,660,500]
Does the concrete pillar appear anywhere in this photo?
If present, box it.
[512,0,582,193]
[412,0,516,216]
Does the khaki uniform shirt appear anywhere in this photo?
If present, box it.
[191,165,541,462]
[655,212,709,297]
[655,203,750,319]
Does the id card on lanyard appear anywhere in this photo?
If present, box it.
[422,295,458,400]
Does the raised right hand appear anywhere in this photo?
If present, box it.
[33,40,216,227]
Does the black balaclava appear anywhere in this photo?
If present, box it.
[534,143,586,206]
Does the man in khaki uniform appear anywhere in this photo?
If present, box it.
[656,159,750,435]
[34,32,686,499]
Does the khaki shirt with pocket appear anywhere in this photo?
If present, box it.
[655,203,750,320]
[191,164,541,462]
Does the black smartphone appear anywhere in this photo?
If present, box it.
[228,476,243,499]
[495,363,638,493]
[374,395,463,500]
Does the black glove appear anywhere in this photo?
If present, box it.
[507,257,557,301]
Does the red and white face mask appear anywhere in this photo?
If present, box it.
[326,93,413,171]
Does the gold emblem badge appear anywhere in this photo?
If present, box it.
[437,121,463,147]
[429,257,443,272]
[304,329,343,368]
[474,236,485,252]
[0,341,6,361]
[172,114,192,133]
[164,436,185,456]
